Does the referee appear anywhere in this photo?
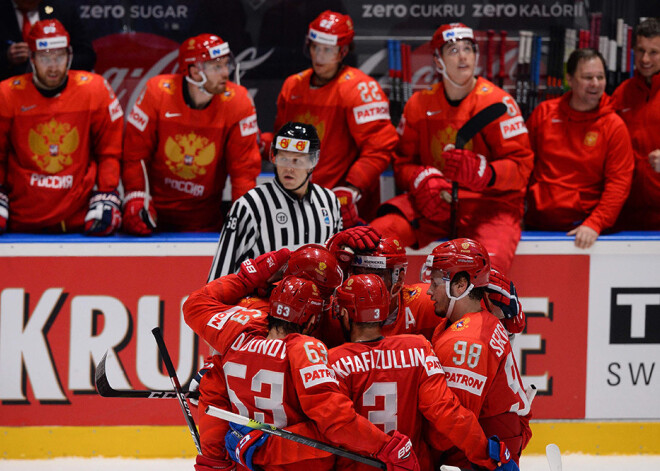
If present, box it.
[207,122,342,281]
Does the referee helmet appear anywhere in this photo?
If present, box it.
[271,122,321,169]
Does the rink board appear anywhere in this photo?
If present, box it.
[1,233,659,457]
[2,422,659,459]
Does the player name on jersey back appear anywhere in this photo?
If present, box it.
[330,347,442,378]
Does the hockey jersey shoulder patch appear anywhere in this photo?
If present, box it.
[450,316,472,332]
[72,72,93,86]
[499,115,527,139]
[127,104,149,131]
[239,113,258,136]
[299,363,338,388]
[423,354,444,376]
[9,76,28,90]
[402,286,422,304]
[353,101,390,124]
[444,366,487,395]
[108,98,123,122]
[158,78,176,95]
[475,82,494,95]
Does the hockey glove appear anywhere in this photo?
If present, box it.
[487,269,522,320]
[225,422,268,471]
[375,430,420,471]
[0,186,8,233]
[84,190,122,236]
[194,454,236,471]
[486,268,526,334]
[188,358,214,407]
[326,225,381,270]
[442,148,493,192]
[122,191,157,236]
[488,436,519,471]
[332,186,363,228]
[237,248,291,292]
[409,166,452,223]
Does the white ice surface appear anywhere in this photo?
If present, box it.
[1,455,660,470]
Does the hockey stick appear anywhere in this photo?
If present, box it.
[497,30,507,89]
[152,327,202,454]
[206,405,386,469]
[449,102,508,239]
[139,159,157,230]
[546,443,562,471]
[486,29,495,82]
[95,352,200,399]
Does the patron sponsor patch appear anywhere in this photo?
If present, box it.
[108,98,123,122]
[443,366,487,395]
[499,115,527,139]
[239,114,258,136]
[300,364,338,388]
[424,355,444,376]
[353,101,390,124]
[127,105,149,131]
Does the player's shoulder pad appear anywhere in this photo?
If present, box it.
[421,82,442,96]
[69,70,97,87]
[4,74,31,92]
[151,74,178,97]
[401,283,431,305]
[449,313,480,333]
[290,69,312,85]
[387,332,429,348]
[337,65,365,83]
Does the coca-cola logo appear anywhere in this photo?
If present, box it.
[93,33,180,116]
[93,33,275,115]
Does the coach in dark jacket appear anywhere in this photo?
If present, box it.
[1,0,96,81]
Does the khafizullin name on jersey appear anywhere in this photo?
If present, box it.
[330,347,442,378]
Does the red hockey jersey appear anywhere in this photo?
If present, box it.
[184,275,391,469]
[274,66,397,220]
[123,75,261,231]
[329,335,494,470]
[432,310,532,465]
[0,71,122,231]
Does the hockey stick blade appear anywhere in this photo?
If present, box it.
[95,351,200,399]
[450,101,508,238]
[206,406,386,470]
[153,327,202,454]
[546,443,562,471]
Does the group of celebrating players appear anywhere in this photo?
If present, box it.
[184,225,531,471]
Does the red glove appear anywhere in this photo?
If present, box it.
[122,191,157,236]
[84,191,122,236]
[442,148,493,191]
[332,186,363,228]
[0,186,8,233]
[237,248,291,292]
[194,454,235,471]
[326,226,381,271]
[375,431,420,471]
[409,166,452,223]
[487,269,525,334]
[258,130,273,160]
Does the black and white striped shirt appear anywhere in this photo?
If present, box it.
[208,178,342,281]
